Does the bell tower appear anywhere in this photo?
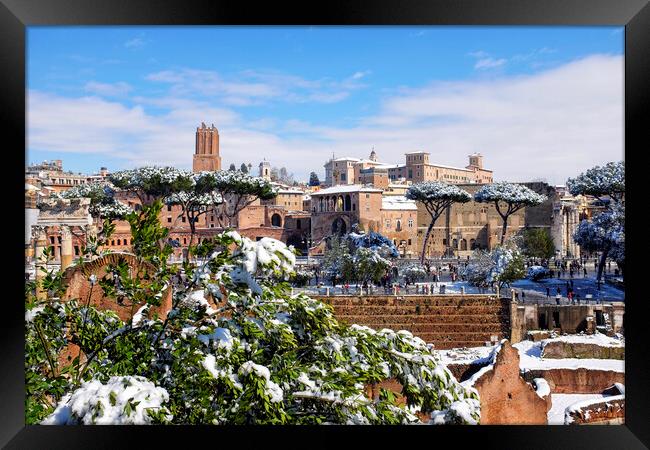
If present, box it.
[193,122,222,172]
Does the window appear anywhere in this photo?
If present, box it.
[117,239,121,245]
[182,216,186,223]
[57,236,62,244]
[183,238,187,245]
[167,217,172,223]
[385,219,391,228]
[408,218,414,228]
[74,246,79,256]
[408,239,412,245]
[111,240,115,246]
[125,239,129,245]
[396,220,402,231]
[167,205,172,212]
[296,219,301,229]
[50,237,55,244]
[340,174,346,181]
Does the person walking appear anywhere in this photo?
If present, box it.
[555,292,561,305]
[521,290,526,302]
[583,267,587,277]
[546,287,550,299]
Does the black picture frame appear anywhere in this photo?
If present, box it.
[2,0,648,448]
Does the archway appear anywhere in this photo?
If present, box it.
[460,239,467,251]
[271,213,282,227]
[331,217,347,235]
[344,195,351,211]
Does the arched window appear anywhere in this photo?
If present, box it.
[396,220,402,231]
[271,214,282,227]
[452,239,458,249]
[344,195,351,211]
[117,239,121,245]
[460,239,467,251]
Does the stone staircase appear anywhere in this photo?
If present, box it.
[313,295,511,349]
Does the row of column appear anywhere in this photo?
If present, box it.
[31,224,96,300]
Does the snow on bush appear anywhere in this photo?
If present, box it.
[462,246,524,288]
[527,265,550,281]
[26,199,481,425]
[346,230,399,258]
[401,264,428,281]
[42,376,172,425]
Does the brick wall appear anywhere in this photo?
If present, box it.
[312,294,511,349]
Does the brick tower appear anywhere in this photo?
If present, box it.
[193,122,222,172]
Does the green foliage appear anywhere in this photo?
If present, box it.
[498,251,526,288]
[25,198,481,425]
[520,228,556,259]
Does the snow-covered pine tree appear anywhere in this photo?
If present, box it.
[474,183,547,245]
[406,182,472,263]
[567,161,625,282]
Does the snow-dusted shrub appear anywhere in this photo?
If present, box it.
[42,376,172,425]
[346,230,399,258]
[401,264,428,281]
[26,200,480,425]
[527,265,551,281]
[462,246,525,289]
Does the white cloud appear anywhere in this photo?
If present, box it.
[145,68,366,105]
[28,54,623,185]
[84,81,132,97]
[474,57,507,70]
[125,37,146,49]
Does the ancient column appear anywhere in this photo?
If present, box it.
[33,226,48,300]
[60,225,73,270]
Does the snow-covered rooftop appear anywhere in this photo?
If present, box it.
[312,185,383,196]
[427,163,475,172]
[332,157,361,162]
[381,196,418,211]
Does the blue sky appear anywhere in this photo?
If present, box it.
[27,26,623,184]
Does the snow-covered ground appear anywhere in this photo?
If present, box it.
[513,340,624,372]
[435,333,625,425]
[511,276,624,302]
[542,332,624,348]
[547,394,607,425]
[295,277,624,302]
[435,346,495,366]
